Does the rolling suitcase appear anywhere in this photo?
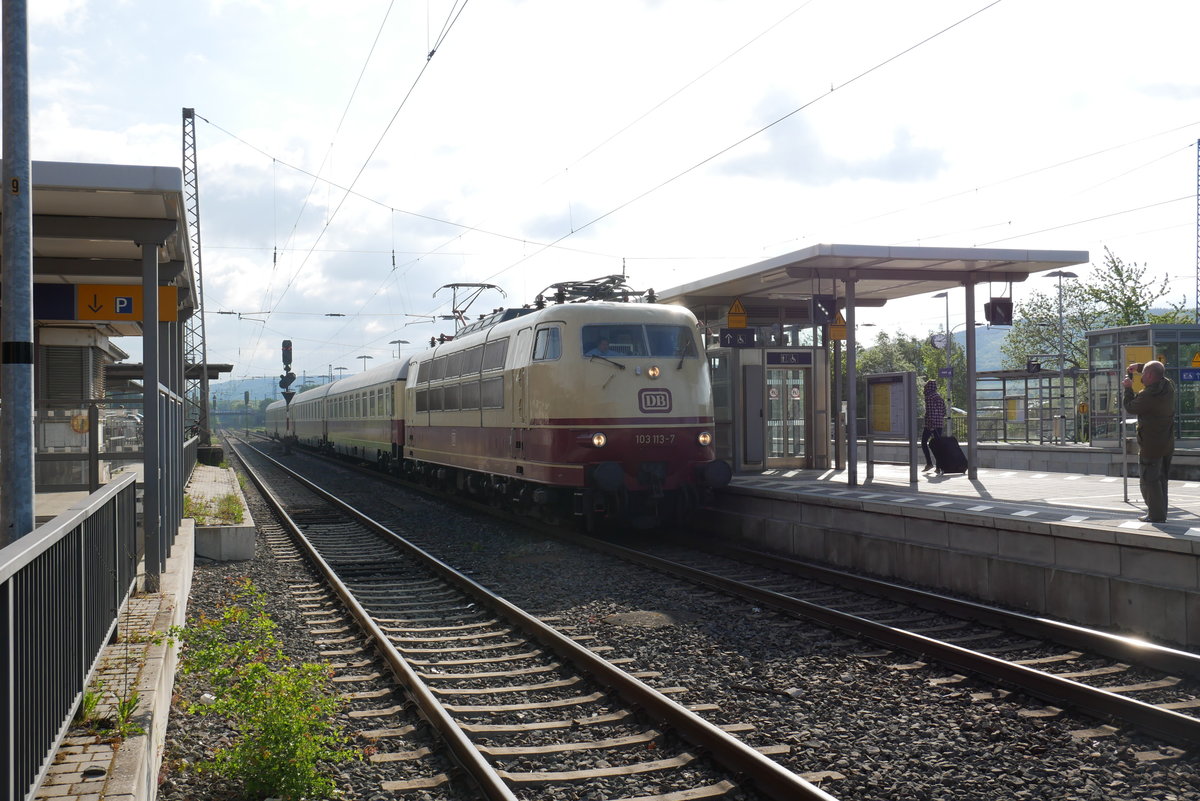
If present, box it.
[930,434,968,474]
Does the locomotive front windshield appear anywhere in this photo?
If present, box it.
[582,324,698,359]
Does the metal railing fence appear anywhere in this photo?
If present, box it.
[0,473,139,801]
[184,435,199,482]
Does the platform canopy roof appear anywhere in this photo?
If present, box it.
[657,243,1090,308]
[0,159,195,335]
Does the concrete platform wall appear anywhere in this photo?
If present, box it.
[699,487,1200,649]
[860,441,1200,478]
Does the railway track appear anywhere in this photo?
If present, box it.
[229,437,838,800]
[579,535,1200,753]
[240,432,1200,757]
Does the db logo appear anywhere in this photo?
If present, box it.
[638,388,672,413]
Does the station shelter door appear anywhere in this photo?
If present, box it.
[764,356,808,468]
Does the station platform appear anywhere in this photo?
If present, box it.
[704,461,1200,648]
[27,466,250,801]
[733,461,1200,535]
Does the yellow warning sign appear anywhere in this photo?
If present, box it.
[727,297,747,329]
[829,312,847,341]
[1192,352,1200,368]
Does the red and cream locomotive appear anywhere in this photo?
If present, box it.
[267,279,730,526]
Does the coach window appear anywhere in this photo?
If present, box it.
[533,327,562,361]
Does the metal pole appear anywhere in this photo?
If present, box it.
[944,293,951,411]
[142,244,161,592]
[1057,273,1065,445]
[845,278,858,487]
[1,0,34,546]
[965,278,979,479]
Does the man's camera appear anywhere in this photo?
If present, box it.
[1127,362,1144,376]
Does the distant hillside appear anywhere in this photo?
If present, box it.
[211,375,332,407]
[954,325,1006,372]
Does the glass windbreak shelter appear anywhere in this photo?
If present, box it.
[695,302,830,471]
[1087,324,1200,447]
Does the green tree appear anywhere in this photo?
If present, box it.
[1001,248,1186,372]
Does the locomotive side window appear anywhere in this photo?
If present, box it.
[480,376,504,408]
[444,383,461,411]
[461,380,481,409]
[532,327,562,361]
[446,351,463,378]
[646,325,698,358]
[415,388,428,412]
[413,361,426,383]
[428,386,444,412]
[462,346,483,374]
[431,356,447,381]
[482,339,508,371]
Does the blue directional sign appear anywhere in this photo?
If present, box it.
[767,351,813,366]
[938,367,953,378]
[720,327,756,348]
[1181,369,1200,382]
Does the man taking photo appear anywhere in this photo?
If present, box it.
[1123,360,1175,523]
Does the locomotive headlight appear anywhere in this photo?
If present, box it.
[591,432,608,448]
[647,365,661,379]
[697,431,713,446]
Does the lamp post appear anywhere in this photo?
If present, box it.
[933,291,951,406]
[389,339,409,358]
[1044,270,1078,444]
[358,355,373,371]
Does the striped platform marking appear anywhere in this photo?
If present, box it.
[928,501,953,507]
[1185,483,1200,489]
[1064,475,1083,480]
[784,470,802,477]
[1119,520,1147,529]
[998,472,1017,477]
[1062,515,1089,523]
[858,494,885,500]
[968,505,993,512]
[1011,510,1038,517]
[1188,528,1200,537]
[892,496,917,503]
[1102,477,1119,482]
[1031,473,1049,479]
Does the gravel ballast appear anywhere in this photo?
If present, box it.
[158,446,1200,800]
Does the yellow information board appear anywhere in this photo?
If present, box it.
[77,284,178,322]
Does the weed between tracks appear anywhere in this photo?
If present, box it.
[166,579,358,800]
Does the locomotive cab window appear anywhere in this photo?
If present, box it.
[532,327,562,361]
[582,324,698,358]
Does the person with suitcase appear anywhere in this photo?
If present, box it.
[920,380,946,472]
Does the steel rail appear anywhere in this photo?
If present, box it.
[231,440,520,801]
[687,537,1200,680]
[236,439,839,801]
[565,531,1200,749]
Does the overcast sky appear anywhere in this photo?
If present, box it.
[20,0,1200,388]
